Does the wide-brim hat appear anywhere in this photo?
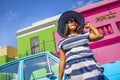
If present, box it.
[57,11,85,37]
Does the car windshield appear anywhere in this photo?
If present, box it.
[0,53,59,80]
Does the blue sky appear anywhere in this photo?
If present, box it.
[0,0,101,48]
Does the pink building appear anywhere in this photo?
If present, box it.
[54,0,120,64]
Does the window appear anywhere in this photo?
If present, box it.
[24,56,47,80]
[30,36,40,54]
[0,63,19,80]
[97,24,113,36]
[49,57,58,75]
[24,55,58,80]
[116,21,120,31]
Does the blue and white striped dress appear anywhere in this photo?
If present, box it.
[58,32,104,80]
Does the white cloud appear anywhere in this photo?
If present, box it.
[6,11,17,20]
[70,1,85,9]
[85,0,96,5]
[71,5,77,10]
[19,17,35,29]
[77,0,85,7]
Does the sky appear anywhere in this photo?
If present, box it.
[0,0,101,48]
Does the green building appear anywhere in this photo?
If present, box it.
[16,15,60,57]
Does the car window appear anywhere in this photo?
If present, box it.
[49,57,58,75]
[0,62,19,80]
[30,68,46,80]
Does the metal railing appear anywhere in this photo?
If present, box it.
[19,40,56,58]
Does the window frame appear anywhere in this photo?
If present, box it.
[30,36,40,54]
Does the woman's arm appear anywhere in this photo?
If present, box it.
[85,23,104,41]
[59,50,66,80]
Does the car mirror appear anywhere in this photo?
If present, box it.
[46,72,54,78]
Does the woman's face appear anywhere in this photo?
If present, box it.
[67,18,78,32]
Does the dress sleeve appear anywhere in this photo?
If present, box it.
[58,39,64,50]
[83,31,90,42]
[84,31,90,36]
[87,32,90,41]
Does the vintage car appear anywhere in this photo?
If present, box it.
[0,52,120,80]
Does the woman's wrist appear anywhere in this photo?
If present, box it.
[85,23,94,29]
[88,24,95,29]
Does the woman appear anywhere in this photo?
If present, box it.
[57,11,104,80]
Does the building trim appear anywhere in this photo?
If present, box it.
[17,24,56,38]
[89,36,120,49]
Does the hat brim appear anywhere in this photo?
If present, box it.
[57,11,85,37]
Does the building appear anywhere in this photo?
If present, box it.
[16,0,120,64]
[16,16,59,57]
[0,46,18,65]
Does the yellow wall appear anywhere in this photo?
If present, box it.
[0,46,7,56]
[0,46,18,58]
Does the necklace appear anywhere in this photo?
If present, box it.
[68,34,76,38]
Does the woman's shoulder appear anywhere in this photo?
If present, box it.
[59,38,65,42]
[58,38,66,50]
[58,38,65,45]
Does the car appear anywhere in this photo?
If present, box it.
[0,52,66,80]
[0,52,120,80]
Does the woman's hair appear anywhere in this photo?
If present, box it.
[63,24,83,38]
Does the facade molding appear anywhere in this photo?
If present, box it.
[17,24,56,38]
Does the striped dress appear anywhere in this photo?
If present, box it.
[58,32,104,80]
